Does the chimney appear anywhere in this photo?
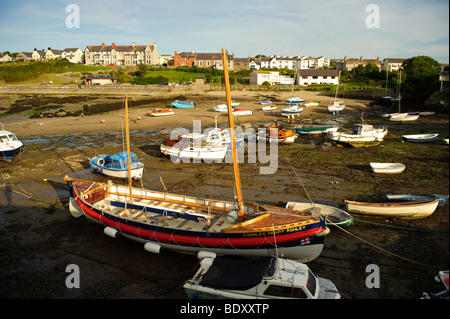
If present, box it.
[112,43,115,48]
[101,43,105,48]
[48,47,51,50]
[360,56,363,61]
[132,42,136,47]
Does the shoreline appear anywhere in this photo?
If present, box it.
[1,90,374,137]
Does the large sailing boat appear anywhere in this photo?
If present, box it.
[63,49,329,262]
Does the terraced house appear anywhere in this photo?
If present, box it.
[173,51,235,70]
[84,42,159,66]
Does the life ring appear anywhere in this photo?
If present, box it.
[97,158,105,166]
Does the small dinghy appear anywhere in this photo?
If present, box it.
[171,100,195,108]
[286,202,353,226]
[402,134,439,143]
[148,108,174,116]
[370,162,405,174]
[386,194,448,206]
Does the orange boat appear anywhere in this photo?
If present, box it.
[149,108,174,117]
[257,122,298,144]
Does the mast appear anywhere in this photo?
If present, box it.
[221,48,244,219]
[125,95,133,201]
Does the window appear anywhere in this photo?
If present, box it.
[263,285,308,298]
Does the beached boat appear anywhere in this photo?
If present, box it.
[0,126,24,162]
[328,101,345,114]
[286,96,305,105]
[64,49,330,262]
[296,126,332,136]
[303,101,320,107]
[214,104,234,112]
[402,134,439,143]
[370,162,405,174]
[171,100,195,108]
[389,113,419,122]
[183,253,341,299]
[232,108,252,116]
[344,199,439,219]
[261,105,277,111]
[327,123,388,147]
[231,100,240,106]
[386,194,448,206]
[148,108,174,116]
[281,105,303,118]
[286,202,353,226]
[260,100,272,104]
[257,122,298,144]
[89,151,144,179]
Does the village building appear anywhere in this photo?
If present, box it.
[45,48,63,60]
[254,55,330,70]
[335,57,382,71]
[296,69,340,86]
[173,51,196,67]
[15,52,33,61]
[381,58,406,72]
[84,74,117,85]
[194,52,234,70]
[0,54,12,63]
[32,49,46,61]
[250,70,294,85]
[84,42,158,66]
[62,48,84,64]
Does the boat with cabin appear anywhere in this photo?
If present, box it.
[0,126,23,162]
[257,122,298,144]
[89,151,144,179]
[327,122,388,147]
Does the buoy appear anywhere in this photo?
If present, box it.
[100,119,106,123]
[164,151,168,156]
[43,178,48,182]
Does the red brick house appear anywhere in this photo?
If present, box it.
[173,51,196,67]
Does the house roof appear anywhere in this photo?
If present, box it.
[195,53,232,60]
[86,75,117,80]
[86,44,155,52]
[298,69,339,76]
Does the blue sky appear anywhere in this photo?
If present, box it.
[0,0,448,63]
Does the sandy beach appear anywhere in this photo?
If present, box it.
[1,90,371,137]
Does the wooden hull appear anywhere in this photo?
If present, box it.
[389,113,419,121]
[345,199,439,219]
[370,162,405,174]
[65,178,328,261]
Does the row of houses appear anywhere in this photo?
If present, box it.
[250,69,340,86]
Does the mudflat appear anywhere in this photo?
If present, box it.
[0,90,448,300]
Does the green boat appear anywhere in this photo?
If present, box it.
[295,126,333,135]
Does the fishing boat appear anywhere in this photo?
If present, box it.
[296,126,332,136]
[160,128,233,162]
[327,122,388,147]
[303,101,320,107]
[328,101,345,114]
[257,122,298,144]
[0,126,23,162]
[370,162,405,174]
[183,252,341,299]
[261,105,277,111]
[89,151,144,179]
[281,105,303,118]
[172,100,195,108]
[344,199,439,219]
[214,104,234,112]
[286,96,304,105]
[148,108,174,116]
[232,108,252,116]
[63,49,330,262]
[286,202,353,226]
[386,194,448,206]
[402,134,439,143]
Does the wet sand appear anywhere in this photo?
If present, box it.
[0,90,448,301]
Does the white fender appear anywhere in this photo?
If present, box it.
[316,226,330,237]
[197,251,217,261]
[104,227,119,238]
[144,242,162,254]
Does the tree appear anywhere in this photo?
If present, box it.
[402,56,440,100]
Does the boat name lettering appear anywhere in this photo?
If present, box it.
[243,226,306,237]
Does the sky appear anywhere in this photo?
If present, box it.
[0,0,448,63]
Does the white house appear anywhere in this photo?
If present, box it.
[253,55,330,70]
[62,48,84,64]
[296,69,339,86]
[250,70,294,85]
[381,58,405,72]
[45,48,63,60]
[0,54,12,63]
